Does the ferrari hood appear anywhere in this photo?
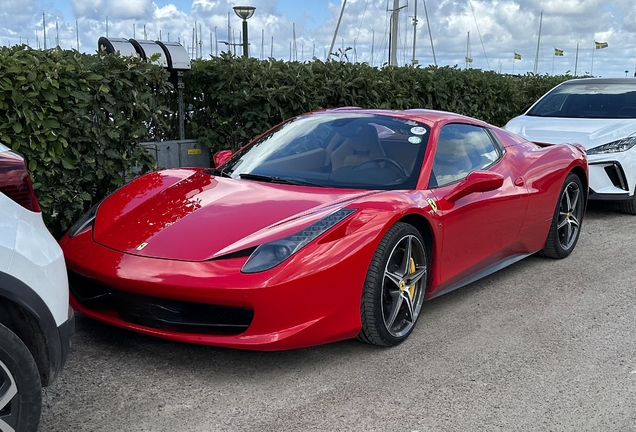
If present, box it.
[504,115,636,150]
[93,170,376,261]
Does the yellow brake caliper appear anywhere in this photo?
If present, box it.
[408,258,416,299]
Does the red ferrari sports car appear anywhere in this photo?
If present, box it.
[60,108,588,350]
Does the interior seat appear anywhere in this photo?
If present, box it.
[330,125,386,171]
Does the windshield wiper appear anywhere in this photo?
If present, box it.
[239,173,323,187]
[206,168,232,178]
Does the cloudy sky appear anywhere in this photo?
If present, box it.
[1,0,635,77]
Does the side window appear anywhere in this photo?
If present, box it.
[430,124,501,188]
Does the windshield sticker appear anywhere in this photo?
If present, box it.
[410,127,427,135]
[408,136,422,144]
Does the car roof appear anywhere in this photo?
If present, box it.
[318,107,487,128]
[559,77,636,86]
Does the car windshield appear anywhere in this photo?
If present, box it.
[526,82,636,119]
[219,113,430,190]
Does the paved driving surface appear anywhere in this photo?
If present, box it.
[41,204,636,431]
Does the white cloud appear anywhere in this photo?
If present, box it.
[0,0,635,76]
[70,0,106,20]
[109,0,154,20]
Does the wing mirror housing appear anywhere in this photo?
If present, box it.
[213,150,233,168]
[444,170,504,204]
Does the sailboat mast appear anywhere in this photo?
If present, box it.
[293,23,297,61]
[389,0,400,66]
[533,11,543,74]
[574,42,579,75]
[423,0,437,66]
[43,13,46,50]
[411,0,418,65]
[371,30,375,67]
[465,31,470,69]
[327,0,347,60]
[591,41,595,76]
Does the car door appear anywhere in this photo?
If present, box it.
[428,123,529,294]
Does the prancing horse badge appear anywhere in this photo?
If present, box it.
[426,198,438,213]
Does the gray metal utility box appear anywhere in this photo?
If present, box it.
[142,140,210,169]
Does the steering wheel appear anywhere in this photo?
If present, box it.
[355,157,409,177]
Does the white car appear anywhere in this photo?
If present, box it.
[0,143,73,431]
[505,78,636,214]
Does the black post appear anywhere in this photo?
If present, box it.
[177,71,185,140]
[242,20,248,57]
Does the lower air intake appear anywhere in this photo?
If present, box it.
[68,271,253,335]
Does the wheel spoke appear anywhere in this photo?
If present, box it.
[406,266,427,286]
[557,217,568,229]
[0,362,17,432]
[565,220,572,244]
[570,215,580,229]
[0,419,16,432]
[564,187,572,211]
[384,270,402,288]
[569,187,580,212]
[401,291,415,322]
[385,291,403,330]
[398,236,413,276]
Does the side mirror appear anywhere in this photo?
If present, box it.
[213,150,233,168]
[444,170,504,204]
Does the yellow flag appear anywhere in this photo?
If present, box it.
[514,53,521,60]
[465,57,473,63]
[554,48,564,56]
[595,41,608,49]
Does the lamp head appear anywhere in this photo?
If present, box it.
[233,6,255,20]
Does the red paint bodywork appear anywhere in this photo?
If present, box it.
[60,109,588,350]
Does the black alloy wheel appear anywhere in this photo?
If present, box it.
[0,323,41,432]
[359,222,428,346]
[542,173,584,259]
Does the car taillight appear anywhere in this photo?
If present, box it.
[0,150,41,212]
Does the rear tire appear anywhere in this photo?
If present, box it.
[542,173,584,259]
[0,323,41,432]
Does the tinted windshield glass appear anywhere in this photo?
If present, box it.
[220,113,430,190]
[527,83,636,119]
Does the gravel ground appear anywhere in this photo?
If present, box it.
[41,204,636,431]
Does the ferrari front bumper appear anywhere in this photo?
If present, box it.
[60,229,374,351]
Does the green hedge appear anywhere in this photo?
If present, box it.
[1,48,574,236]
[181,54,573,153]
[0,46,172,237]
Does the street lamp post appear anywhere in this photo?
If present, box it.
[233,6,255,57]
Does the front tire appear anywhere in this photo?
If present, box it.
[0,323,41,432]
[619,187,636,215]
[358,222,428,346]
[542,173,584,259]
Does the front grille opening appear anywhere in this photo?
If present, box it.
[68,271,253,335]
[604,164,628,191]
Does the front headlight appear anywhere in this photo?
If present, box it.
[68,201,102,237]
[241,208,356,274]
[587,136,636,155]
